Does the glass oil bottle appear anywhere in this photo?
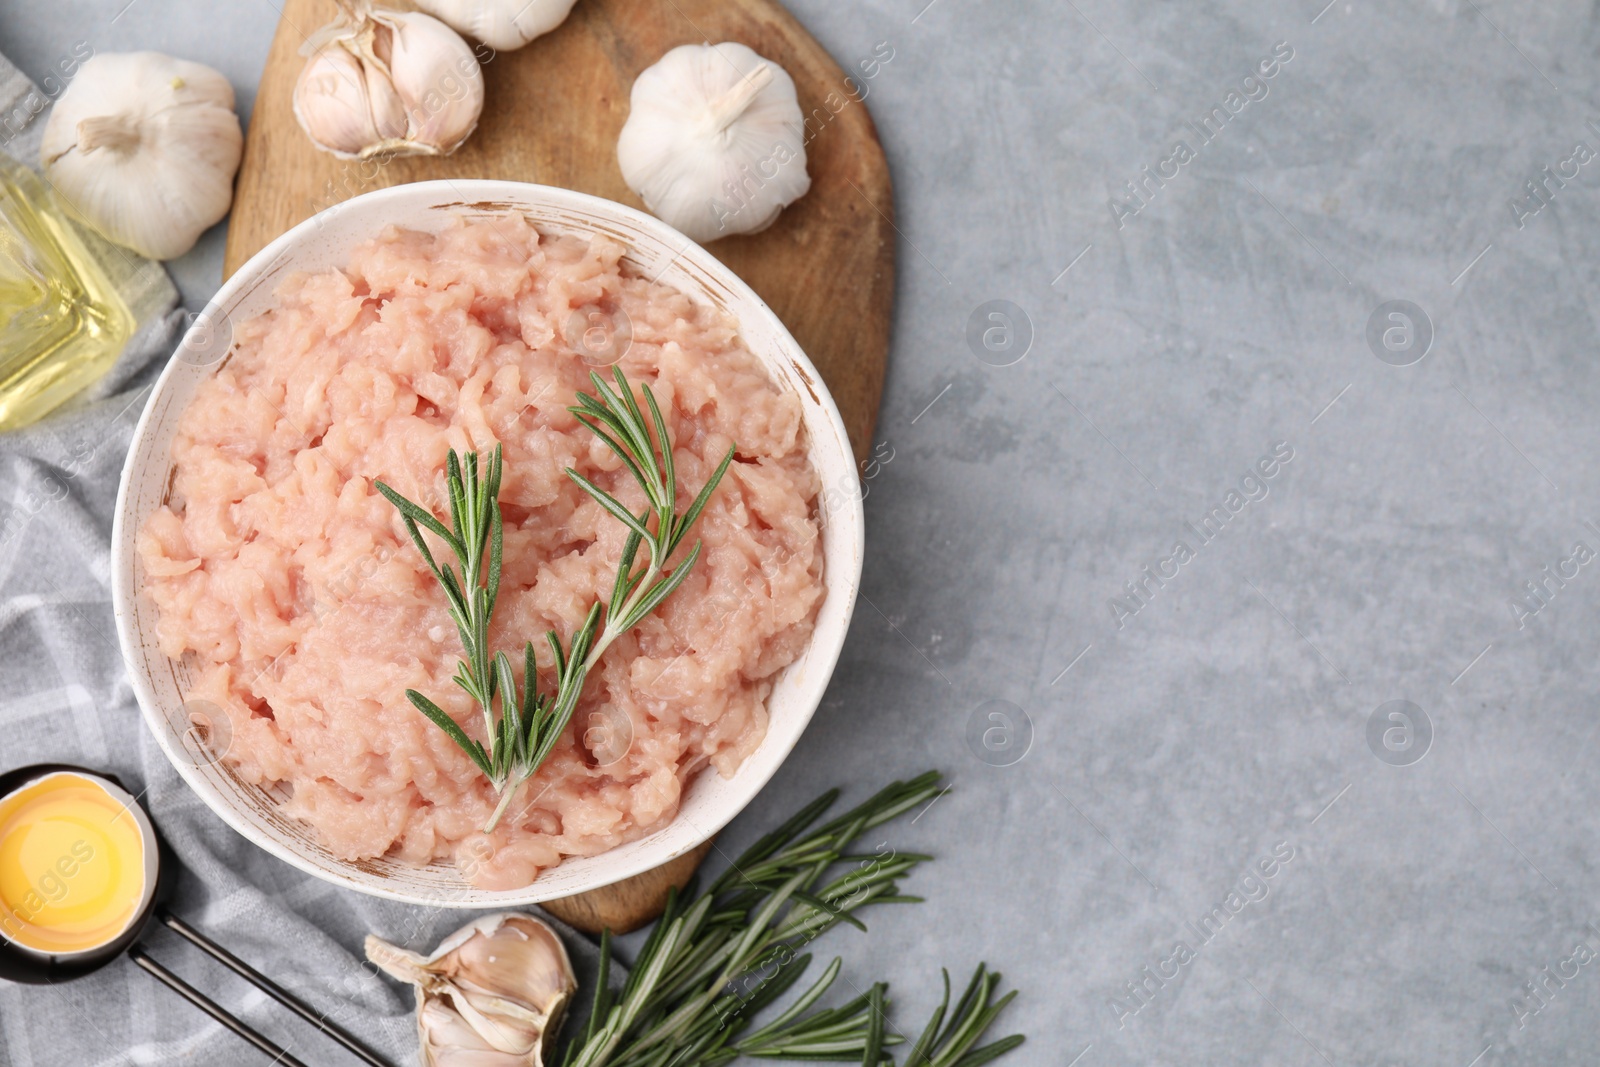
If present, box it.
[0,151,137,430]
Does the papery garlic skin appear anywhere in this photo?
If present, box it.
[617,42,811,244]
[294,42,407,157]
[39,52,242,261]
[413,0,581,51]
[294,2,485,160]
[367,913,576,1067]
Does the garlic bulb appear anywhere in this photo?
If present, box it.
[366,913,576,1067]
[38,52,242,261]
[617,43,811,244]
[294,0,484,160]
[412,0,581,51]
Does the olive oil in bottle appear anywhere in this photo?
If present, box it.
[0,152,136,430]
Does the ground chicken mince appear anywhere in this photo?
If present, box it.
[137,217,824,889]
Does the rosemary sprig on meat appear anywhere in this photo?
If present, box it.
[556,772,1026,1067]
[375,368,735,832]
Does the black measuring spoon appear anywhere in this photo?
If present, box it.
[0,763,396,1067]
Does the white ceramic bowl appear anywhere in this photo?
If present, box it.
[112,180,864,907]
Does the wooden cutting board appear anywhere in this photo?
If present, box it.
[224,0,893,932]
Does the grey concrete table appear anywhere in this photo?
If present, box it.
[4,1,1598,1065]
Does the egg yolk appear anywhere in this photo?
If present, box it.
[0,773,146,954]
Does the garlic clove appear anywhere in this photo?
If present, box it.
[420,999,534,1066]
[411,0,581,52]
[363,55,412,143]
[367,912,576,1067]
[382,10,486,155]
[446,917,575,1011]
[39,52,242,261]
[293,44,388,157]
[617,43,811,245]
[293,1,484,161]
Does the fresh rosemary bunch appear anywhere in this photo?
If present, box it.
[374,368,734,832]
[556,772,1026,1067]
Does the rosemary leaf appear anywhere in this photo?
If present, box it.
[861,984,886,1067]
[619,542,703,629]
[376,368,734,832]
[669,445,736,558]
[405,690,491,779]
[552,773,1024,1067]
[566,469,656,540]
[901,970,948,1067]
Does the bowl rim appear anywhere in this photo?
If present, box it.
[111,179,865,906]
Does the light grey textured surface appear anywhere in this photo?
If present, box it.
[4,1,1600,1065]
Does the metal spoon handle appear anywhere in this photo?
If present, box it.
[157,909,394,1067]
[129,943,311,1067]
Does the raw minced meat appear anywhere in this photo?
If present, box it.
[137,216,824,889]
